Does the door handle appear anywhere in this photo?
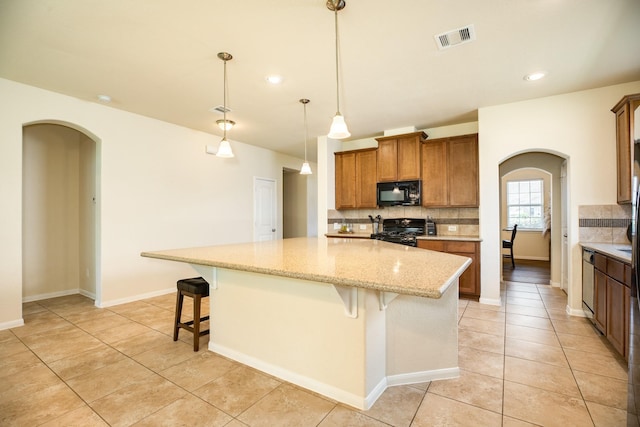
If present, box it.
[272,229,276,232]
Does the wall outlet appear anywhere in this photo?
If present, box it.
[448,225,457,232]
[333,222,340,230]
[359,224,367,230]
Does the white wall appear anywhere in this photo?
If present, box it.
[0,78,315,328]
[479,81,640,310]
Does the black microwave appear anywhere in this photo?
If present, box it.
[377,180,421,207]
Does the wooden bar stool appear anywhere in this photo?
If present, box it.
[173,277,210,351]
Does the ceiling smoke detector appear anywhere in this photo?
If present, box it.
[434,24,476,50]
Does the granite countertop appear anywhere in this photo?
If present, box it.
[417,235,482,242]
[142,237,471,299]
[580,242,632,264]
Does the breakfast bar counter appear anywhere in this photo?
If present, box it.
[142,237,470,410]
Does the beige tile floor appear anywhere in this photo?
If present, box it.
[0,281,629,426]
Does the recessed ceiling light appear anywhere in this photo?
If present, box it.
[97,94,111,103]
[265,75,283,85]
[524,72,546,81]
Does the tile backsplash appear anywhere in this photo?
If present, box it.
[328,207,479,237]
[578,204,632,244]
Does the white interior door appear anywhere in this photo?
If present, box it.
[254,177,277,241]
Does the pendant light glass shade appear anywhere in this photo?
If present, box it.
[327,1,350,140]
[299,98,312,175]
[300,162,312,175]
[216,52,234,158]
[328,113,350,139]
[216,139,234,158]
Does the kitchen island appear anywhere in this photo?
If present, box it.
[141,237,470,410]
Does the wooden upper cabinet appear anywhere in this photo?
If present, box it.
[611,93,640,205]
[376,140,398,182]
[335,151,356,210]
[335,148,377,210]
[449,134,479,207]
[421,139,448,206]
[376,132,426,182]
[421,133,479,207]
[355,149,378,208]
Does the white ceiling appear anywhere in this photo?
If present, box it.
[1,0,639,162]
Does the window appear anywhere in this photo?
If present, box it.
[506,179,543,229]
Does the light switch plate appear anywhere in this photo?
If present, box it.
[448,225,457,232]
[359,224,367,230]
[333,223,340,230]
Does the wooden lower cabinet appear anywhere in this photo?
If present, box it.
[417,240,480,299]
[593,251,631,359]
[606,276,629,356]
[593,269,607,334]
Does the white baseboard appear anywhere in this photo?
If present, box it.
[79,289,96,299]
[209,341,376,410]
[479,296,502,306]
[0,318,24,331]
[99,287,175,308]
[549,280,561,288]
[566,305,587,317]
[22,289,80,303]
[386,367,460,386]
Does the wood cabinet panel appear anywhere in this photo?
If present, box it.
[397,136,422,181]
[335,152,356,209]
[335,148,377,210]
[594,269,607,334]
[421,134,478,207]
[376,132,426,182]
[606,276,629,356]
[448,135,479,207]
[445,241,475,253]
[594,253,607,272]
[593,250,632,359]
[421,140,448,206]
[355,149,377,208]
[376,140,397,182]
[417,240,445,252]
[607,257,625,284]
[611,93,640,205]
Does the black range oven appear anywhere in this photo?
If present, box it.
[370,218,426,247]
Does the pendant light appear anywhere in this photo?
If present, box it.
[216,52,234,158]
[299,99,312,175]
[327,0,350,140]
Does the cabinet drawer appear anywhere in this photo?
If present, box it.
[445,241,476,254]
[417,240,445,252]
[607,257,626,285]
[594,253,607,271]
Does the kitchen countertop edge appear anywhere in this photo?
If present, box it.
[142,237,471,299]
[580,242,632,264]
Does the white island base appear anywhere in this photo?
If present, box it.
[192,265,459,410]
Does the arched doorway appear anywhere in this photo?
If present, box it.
[22,122,100,305]
[499,151,568,295]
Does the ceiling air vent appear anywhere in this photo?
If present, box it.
[434,24,476,50]
[209,105,231,114]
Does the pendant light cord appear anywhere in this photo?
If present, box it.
[223,58,228,140]
[334,8,340,115]
[304,101,308,161]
